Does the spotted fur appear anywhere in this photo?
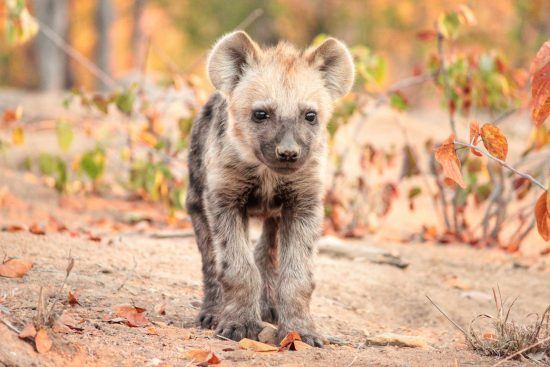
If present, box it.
[186,31,354,347]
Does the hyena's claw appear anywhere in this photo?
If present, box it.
[198,310,219,329]
[216,320,263,341]
[300,333,324,348]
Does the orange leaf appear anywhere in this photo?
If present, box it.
[184,349,221,365]
[239,338,278,352]
[0,258,33,278]
[480,124,508,160]
[531,62,550,126]
[113,305,149,327]
[68,291,80,306]
[2,106,23,124]
[469,121,482,156]
[535,191,550,241]
[434,134,466,188]
[29,223,45,235]
[292,340,312,351]
[18,323,37,339]
[35,329,52,354]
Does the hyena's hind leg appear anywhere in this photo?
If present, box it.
[254,217,280,324]
[188,199,222,329]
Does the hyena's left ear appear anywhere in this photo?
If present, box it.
[306,38,355,99]
[207,31,261,94]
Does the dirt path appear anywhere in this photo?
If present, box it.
[1,171,549,367]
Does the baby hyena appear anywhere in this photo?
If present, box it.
[186,31,354,347]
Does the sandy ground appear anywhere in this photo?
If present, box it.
[1,92,549,366]
[1,168,549,367]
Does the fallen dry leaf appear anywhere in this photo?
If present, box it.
[28,223,45,235]
[35,329,53,353]
[365,332,429,348]
[434,134,466,188]
[3,224,25,232]
[469,121,482,156]
[113,305,149,327]
[535,191,549,241]
[480,123,508,161]
[0,258,33,278]
[68,291,80,306]
[239,338,278,352]
[184,349,221,365]
[18,323,37,339]
[279,331,311,351]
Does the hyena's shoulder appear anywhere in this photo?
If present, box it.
[188,92,228,193]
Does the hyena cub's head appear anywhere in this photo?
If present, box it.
[207,31,354,174]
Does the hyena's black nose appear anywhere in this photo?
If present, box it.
[276,146,300,162]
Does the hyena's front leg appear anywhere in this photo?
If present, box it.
[206,194,263,341]
[188,207,222,329]
[277,200,324,347]
[254,217,280,324]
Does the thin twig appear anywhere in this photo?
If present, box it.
[490,335,550,367]
[436,29,456,135]
[426,295,468,337]
[454,141,546,190]
[0,317,21,334]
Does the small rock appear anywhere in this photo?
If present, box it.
[365,333,429,348]
[258,322,277,345]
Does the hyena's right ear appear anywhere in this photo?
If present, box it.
[207,31,261,94]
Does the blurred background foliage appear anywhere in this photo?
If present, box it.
[0,0,548,90]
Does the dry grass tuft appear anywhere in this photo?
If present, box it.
[427,287,549,365]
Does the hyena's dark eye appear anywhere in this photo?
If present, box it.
[252,110,269,122]
[305,111,317,123]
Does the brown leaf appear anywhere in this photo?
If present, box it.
[184,349,221,365]
[18,323,37,339]
[113,305,149,327]
[239,338,278,352]
[4,224,25,232]
[531,62,550,126]
[35,329,52,353]
[0,258,33,278]
[29,223,45,235]
[480,123,508,160]
[434,134,466,188]
[68,291,80,306]
[535,191,549,241]
[469,121,482,156]
[292,340,313,351]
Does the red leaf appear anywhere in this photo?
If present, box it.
[531,62,550,126]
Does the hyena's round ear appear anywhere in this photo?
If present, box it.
[306,38,355,99]
[207,31,260,94]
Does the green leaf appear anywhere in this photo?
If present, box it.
[37,153,67,193]
[56,119,74,152]
[390,92,408,112]
[408,186,422,199]
[80,147,106,182]
[438,11,461,40]
[115,88,136,115]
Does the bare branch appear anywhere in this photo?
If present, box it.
[454,140,546,191]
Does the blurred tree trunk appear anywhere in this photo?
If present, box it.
[132,0,146,68]
[95,0,114,91]
[33,0,69,91]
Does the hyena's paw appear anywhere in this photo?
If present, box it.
[197,305,220,329]
[216,318,263,341]
[277,327,324,348]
